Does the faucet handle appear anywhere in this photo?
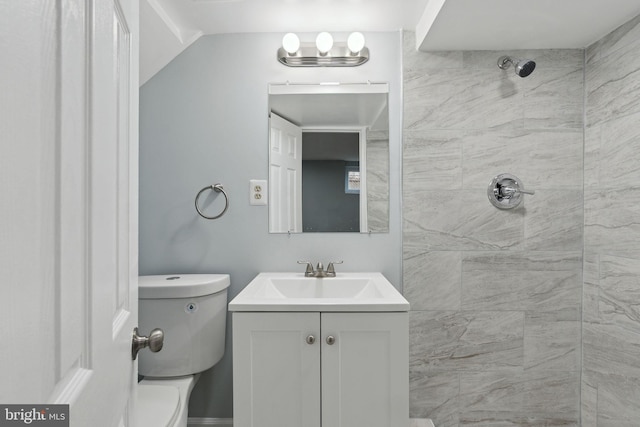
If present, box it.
[327,261,343,275]
[297,261,315,276]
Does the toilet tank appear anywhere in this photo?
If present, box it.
[138,274,230,378]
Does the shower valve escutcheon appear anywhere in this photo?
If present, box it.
[487,173,535,209]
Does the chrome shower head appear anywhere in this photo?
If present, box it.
[498,55,536,77]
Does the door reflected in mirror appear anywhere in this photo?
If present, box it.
[268,83,390,234]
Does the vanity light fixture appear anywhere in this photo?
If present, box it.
[277,31,369,67]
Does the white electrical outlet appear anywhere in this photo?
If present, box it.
[249,179,267,206]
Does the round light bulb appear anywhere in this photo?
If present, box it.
[347,32,365,54]
[315,32,333,54]
[282,33,300,55]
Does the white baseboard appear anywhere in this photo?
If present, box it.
[187,418,233,427]
[188,418,434,427]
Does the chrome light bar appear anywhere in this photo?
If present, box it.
[277,43,370,67]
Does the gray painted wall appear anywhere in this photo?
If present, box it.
[582,14,640,426]
[139,31,402,418]
[302,160,360,232]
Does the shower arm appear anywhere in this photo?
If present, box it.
[497,56,514,70]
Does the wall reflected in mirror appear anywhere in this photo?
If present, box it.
[303,132,360,232]
[268,83,389,234]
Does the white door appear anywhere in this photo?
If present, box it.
[232,312,321,427]
[269,113,303,233]
[321,312,409,427]
[0,1,139,426]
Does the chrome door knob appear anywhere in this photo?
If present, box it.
[326,335,335,345]
[131,327,164,360]
[306,335,316,345]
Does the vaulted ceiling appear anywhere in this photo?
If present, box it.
[140,0,640,85]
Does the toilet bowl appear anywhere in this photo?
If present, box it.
[136,274,230,427]
[136,375,197,427]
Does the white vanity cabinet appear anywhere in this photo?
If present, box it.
[232,311,409,427]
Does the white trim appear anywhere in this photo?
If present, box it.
[410,419,436,427]
[182,29,204,47]
[50,367,93,404]
[146,0,192,44]
[187,417,433,426]
[187,417,435,427]
[269,82,389,96]
[358,128,368,233]
[302,126,366,133]
[187,418,233,426]
[415,0,447,51]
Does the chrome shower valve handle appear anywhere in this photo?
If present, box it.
[487,173,535,209]
[500,185,535,198]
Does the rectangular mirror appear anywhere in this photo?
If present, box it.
[268,83,390,234]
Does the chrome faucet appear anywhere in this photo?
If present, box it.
[297,261,343,277]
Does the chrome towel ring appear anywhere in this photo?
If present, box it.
[195,184,229,220]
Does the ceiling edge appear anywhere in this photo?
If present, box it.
[415,0,446,51]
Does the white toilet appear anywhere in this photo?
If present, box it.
[136,274,230,427]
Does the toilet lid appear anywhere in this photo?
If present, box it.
[139,274,230,299]
[136,384,180,427]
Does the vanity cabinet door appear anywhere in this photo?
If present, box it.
[320,312,409,427]
[232,312,321,427]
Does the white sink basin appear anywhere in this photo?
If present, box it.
[228,272,409,312]
[255,277,384,299]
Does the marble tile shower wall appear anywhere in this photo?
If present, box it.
[403,33,584,426]
[582,14,640,427]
